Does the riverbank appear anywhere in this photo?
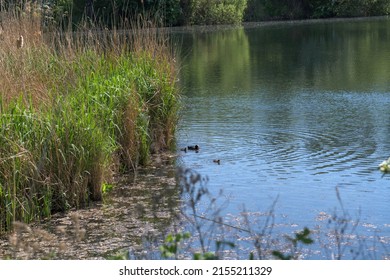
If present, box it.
[2,162,387,260]
[161,15,389,34]
[0,153,179,259]
[0,10,180,233]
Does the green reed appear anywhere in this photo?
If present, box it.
[0,8,179,232]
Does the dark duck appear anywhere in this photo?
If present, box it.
[187,145,200,151]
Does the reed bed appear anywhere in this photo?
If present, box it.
[0,7,179,233]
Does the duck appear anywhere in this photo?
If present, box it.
[187,145,199,151]
[180,147,187,152]
[213,159,221,165]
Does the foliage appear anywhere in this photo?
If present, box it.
[102,183,114,194]
[248,0,390,20]
[272,227,313,260]
[193,241,235,260]
[40,0,182,27]
[37,0,248,27]
[182,0,248,25]
[159,232,191,259]
[332,0,390,17]
[3,0,389,28]
[261,0,312,20]
[244,0,265,21]
[160,232,235,260]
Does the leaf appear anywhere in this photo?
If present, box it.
[272,250,292,260]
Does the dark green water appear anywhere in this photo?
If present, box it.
[176,17,390,259]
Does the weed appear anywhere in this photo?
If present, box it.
[272,227,313,260]
[159,232,191,259]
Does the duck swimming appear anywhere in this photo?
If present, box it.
[187,145,199,151]
[213,159,221,165]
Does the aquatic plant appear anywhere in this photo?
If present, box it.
[0,6,179,232]
[0,93,111,230]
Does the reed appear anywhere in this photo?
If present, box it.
[0,5,179,233]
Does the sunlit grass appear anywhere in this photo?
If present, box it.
[0,7,179,233]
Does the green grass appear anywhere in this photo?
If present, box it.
[0,8,179,233]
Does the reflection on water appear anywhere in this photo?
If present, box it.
[1,18,390,260]
[178,17,390,94]
[176,17,390,258]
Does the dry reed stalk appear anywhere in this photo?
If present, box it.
[0,8,53,108]
[16,35,24,49]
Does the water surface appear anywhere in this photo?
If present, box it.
[176,17,390,258]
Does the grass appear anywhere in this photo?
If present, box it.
[0,6,179,233]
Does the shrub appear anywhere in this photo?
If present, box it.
[182,0,248,25]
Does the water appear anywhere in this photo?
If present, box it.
[175,17,390,258]
[2,18,389,260]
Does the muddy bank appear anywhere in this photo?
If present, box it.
[2,151,389,260]
[0,154,180,260]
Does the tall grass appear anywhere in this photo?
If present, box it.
[0,6,179,233]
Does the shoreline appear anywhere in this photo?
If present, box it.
[0,153,180,260]
[165,15,390,33]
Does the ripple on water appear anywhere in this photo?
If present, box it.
[179,121,380,183]
[240,127,378,178]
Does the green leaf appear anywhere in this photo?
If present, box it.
[272,251,292,260]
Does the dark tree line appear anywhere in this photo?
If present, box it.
[1,0,389,28]
[246,0,390,21]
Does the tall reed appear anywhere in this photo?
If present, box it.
[0,6,179,233]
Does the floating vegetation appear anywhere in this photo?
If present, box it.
[1,167,389,259]
[378,157,390,172]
